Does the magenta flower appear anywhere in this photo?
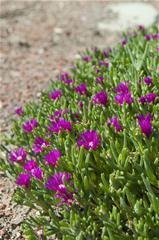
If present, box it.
[75,83,87,95]
[145,34,151,41]
[10,147,27,163]
[153,33,159,40]
[83,55,91,62]
[15,107,24,116]
[115,82,129,94]
[138,24,144,30]
[79,101,84,109]
[32,136,50,153]
[31,167,43,181]
[121,39,127,47]
[23,160,37,171]
[146,93,157,103]
[48,120,60,133]
[96,76,104,84]
[95,68,100,73]
[108,117,123,132]
[60,72,69,81]
[139,96,146,104]
[16,173,30,188]
[49,90,62,100]
[54,109,63,118]
[58,118,71,131]
[115,84,133,106]
[46,172,71,193]
[78,130,100,150]
[65,79,74,85]
[144,76,153,85]
[46,172,73,206]
[99,60,109,68]
[93,91,108,106]
[23,119,38,133]
[138,113,153,137]
[45,149,60,167]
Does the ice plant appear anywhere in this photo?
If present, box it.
[60,72,69,81]
[1,25,159,239]
[139,96,146,104]
[32,136,50,153]
[49,90,62,100]
[83,55,91,62]
[96,76,104,84]
[23,119,38,133]
[75,83,87,95]
[15,106,24,116]
[145,34,151,41]
[145,93,157,103]
[78,130,100,150]
[31,167,43,181]
[23,160,37,171]
[93,91,108,106]
[16,173,30,188]
[10,147,27,163]
[46,172,73,205]
[108,117,123,132]
[45,149,60,167]
[138,113,153,137]
[144,76,153,85]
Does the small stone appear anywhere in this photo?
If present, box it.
[54,27,63,34]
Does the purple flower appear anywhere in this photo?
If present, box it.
[45,149,60,167]
[138,24,144,30]
[77,130,100,150]
[83,55,91,62]
[108,117,123,132]
[23,119,38,133]
[79,101,84,109]
[99,60,109,68]
[95,68,100,73]
[54,109,63,118]
[46,172,73,206]
[138,113,153,137]
[31,167,43,181]
[48,120,60,133]
[60,72,69,81]
[10,147,27,163]
[139,96,146,104]
[49,90,62,100]
[75,83,87,95]
[153,33,159,40]
[96,76,104,84]
[121,39,127,47]
[156,47,159,52]
[32,136,50,153]
[144,76,153,85]
[65,79,74,85]
[46,172,71,193]
[16,173,30,188]
[115,92,133,106]
[23,160,37,171]
[15,107,24,116]
[145,34,151,41]
[93,91,108,106]
[115,82,129,94]
[58,118,71,131]
[146,93,157,103]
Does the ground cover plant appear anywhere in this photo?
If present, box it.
[0,24,159,239]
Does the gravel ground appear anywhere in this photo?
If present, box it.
[0,1,158,239]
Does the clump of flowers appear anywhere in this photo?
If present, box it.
[1,25,159,239]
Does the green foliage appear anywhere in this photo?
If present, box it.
[0,25,159,239]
